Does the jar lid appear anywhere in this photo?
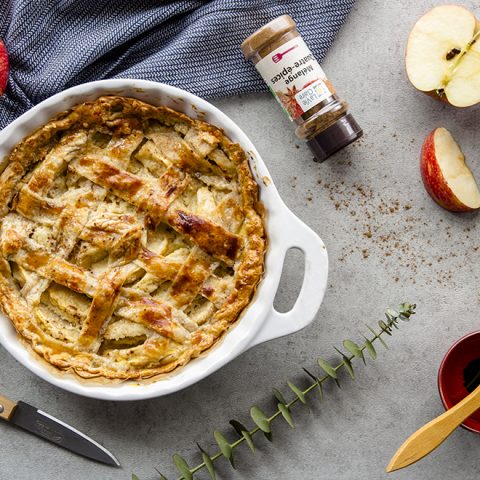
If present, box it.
[241,15,296,59]
[306,114,363,163]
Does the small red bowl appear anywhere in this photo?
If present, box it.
[438,331,480,434]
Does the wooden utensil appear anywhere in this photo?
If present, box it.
[0,394,17,420]
[386,383,480,472]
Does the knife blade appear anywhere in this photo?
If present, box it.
[0,394,120,467]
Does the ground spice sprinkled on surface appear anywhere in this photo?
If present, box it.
[317,178,480,287]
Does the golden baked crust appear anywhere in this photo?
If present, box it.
[0,96,265,380]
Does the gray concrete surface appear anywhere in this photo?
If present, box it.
[1,0,480,478]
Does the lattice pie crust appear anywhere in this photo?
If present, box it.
[0,96,265,379]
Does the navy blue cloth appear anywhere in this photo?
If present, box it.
[0,0,355,129]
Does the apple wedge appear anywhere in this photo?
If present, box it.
[420,127,480,212]
[0,40,8,95]
[406,5,480,107]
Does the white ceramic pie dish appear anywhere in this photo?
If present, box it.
[0,79,328,400]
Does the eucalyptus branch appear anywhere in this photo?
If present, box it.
[134,302,416,480]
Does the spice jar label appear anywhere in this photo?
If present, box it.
[255,37,335,121]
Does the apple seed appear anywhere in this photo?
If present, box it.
[445,48,461,61]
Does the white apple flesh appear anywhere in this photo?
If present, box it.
[420,127,480,212]
[445,37,480,107]
[406,5,480,107]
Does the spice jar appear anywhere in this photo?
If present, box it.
[241,15,362,163]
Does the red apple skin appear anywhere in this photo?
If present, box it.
[420,128,475,212]
[0,39,8,96]
[424,90,451,105]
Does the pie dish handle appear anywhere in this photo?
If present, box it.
[247,212,329,349]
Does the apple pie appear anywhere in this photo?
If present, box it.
[0,96,265,379]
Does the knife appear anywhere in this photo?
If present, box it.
[0,393,120,467]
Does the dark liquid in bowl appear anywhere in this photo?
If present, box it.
[439,332,480,433]
[464,358,480,393]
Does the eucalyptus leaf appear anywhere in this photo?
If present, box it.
[343,340,365,364]
[250,406,271,433]
[202,452,216,480]
[318,358,338,378]
[278,403,295,428]
[213,431,234,468]
[242,431,256,453]
[229,420,255,453]
[386,311,399,328]
[399,303,415,317]
[378,320,392,335]
[317,381,324,401]
[384,311,394,322]
[287,381,306,404]
[342,355,355,379]
[197,443,216,480]
[398,303,411,316]
[342,340,360,356]
[366,325,378,337]
[377,335,389,349]
[272,388,287,405]
[363,337,377,360]
[173,454,193,480]
[132,475,140,480]
[229,419,248,436]
[386,308,399,318]
[302,368,324,401]
[366,325,388,349]
[264,431,273,442]
[398,304,414,321]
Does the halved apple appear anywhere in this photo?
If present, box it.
[420,127,480,212]
[0,40,8,96]
[406,5,480,107]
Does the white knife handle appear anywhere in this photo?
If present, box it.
[0,394,17,421]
